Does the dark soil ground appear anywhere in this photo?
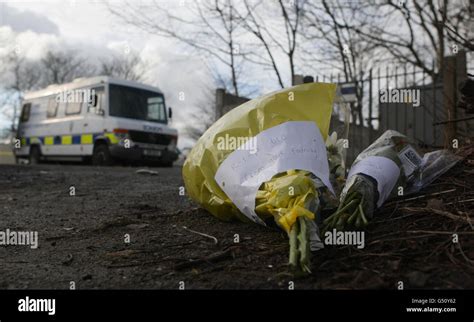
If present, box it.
[0,146,473,290]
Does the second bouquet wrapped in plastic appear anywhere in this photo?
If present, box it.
[183,83,339,273]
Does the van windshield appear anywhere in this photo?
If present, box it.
[109,84,167,123]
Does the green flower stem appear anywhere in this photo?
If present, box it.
[323,199,358,226]
[347,207,359,225]
[289,220,299,270]
[297,217,311,274]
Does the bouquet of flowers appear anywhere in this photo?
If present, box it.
[324,130,462,231]
[183,82,339,273]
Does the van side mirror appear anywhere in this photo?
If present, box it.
[168,107,173,119]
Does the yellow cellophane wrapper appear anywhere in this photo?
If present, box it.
[255,169,318,233]
[182,82,337,226]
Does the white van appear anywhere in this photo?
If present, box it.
[14,76,178,166]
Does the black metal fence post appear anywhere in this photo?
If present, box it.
[432,59,436,146]
[368,69,373,143]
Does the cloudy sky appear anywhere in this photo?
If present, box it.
[3,1,471,144]
[0,0,247,147]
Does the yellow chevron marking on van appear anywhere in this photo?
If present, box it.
[81,134,93,144]
[62,135,72,145]
[44,136,54,145]
[104,132,119,144]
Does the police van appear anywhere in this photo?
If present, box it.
[15,76,178,166]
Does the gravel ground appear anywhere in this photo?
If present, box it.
[0,155,473,289]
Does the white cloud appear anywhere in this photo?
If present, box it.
[140,39,215,148]
[0,2,59,34]
[0,2,216,148]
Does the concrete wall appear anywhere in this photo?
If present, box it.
[215,88,250,119]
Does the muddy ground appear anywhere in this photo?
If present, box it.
[0,150,473,289]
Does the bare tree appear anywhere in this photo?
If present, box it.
[108,0,246,96]
[41,50,96,85]
[0,48,96,133]
[339,0,473,77]
[233,0,306,88]
[6,51,43,93]
[100,52,148,82]
[277,0,305,86]
[302,0,380,126]
[300,0,472,127]
[0,51,43,132]
[442,1,474,52]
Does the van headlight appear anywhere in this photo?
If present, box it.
[168,135,178,150]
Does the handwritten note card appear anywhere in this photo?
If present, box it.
[215,121,334,225]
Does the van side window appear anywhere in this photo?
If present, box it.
[47,97,58,118]
[86,87,104,114]
[66,92,82,115]
[147,97,166,121]
[20,103,31,122]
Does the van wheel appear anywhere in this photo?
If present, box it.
[92,144,112,166]
[29,146,41,165]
